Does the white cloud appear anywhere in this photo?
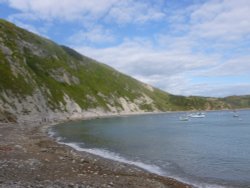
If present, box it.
[197,56,250,77]
[69,25,115,45]
[9,19,41,35]
[8,12,39,21]
[76,39,219,75]
[4,0,165,24]
[184,83,250,97]
[7,0,118,21]
[134,74,191,96]
[190,0,250,41]
[106,0,165,24]
[74,38,221,96]
[7,15,52,38]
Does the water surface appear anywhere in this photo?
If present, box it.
[52,110,250,187]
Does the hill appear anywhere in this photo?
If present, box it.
[222,95,250,109]
[0,19,234,123]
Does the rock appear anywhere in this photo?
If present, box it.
[80,159,89,164]
[40,148,48,152]
[15,144,23,150]
[26,159,41,167]
[108,182,114,186]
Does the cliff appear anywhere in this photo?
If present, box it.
[0,19,231,123]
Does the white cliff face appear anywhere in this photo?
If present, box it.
[118,97,142,113]
[143,83,154,92]
[0,86,156,124]
[0,89,52,123]
[63,94,82,114]
[0,88,159,124]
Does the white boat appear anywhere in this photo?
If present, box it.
[232,110,239,117]
[233,113,239,117]
[179,116,189,121]
[189,112,205,118]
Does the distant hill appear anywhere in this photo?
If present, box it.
[0,19,246,123]
[222,95,250,109]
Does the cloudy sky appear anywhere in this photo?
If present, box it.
[1,0,250,97]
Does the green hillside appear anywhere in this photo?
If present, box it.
[0,19,244,123]
[222,95,250,109]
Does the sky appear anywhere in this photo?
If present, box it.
[0,0,250,97]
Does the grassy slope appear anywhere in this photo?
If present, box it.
[222,95,250,109]
[1,19,247,114]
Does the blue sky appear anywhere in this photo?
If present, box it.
[1,0,250,97]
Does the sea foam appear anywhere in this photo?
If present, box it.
[61,142,164,175]
[49,127,229,188]
[60,142,228,188]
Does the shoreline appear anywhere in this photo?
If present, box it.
[46,112,193,187]
[0,112,192,188]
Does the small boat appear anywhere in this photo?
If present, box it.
[189,112,205,118]
[233,113,239,117]
[179,116,189,121]
[232,110,239,117]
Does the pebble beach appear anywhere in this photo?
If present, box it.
[0,122,191,188]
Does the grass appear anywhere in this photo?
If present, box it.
[0,18,243,115]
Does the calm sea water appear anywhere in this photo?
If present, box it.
[52,110,250,188]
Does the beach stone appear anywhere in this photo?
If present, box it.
[80,159,89,164]
[40,148,48,152]
[108,182,114,186]
[26,158,41,166]
[14,145,22,149]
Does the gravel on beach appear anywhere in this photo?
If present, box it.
[0,122,191,188]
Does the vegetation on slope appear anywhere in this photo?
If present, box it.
[222,95,250,109]
[0,18,248,121]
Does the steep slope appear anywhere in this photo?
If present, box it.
[0,19,230,123]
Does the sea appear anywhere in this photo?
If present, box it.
[51,110,250,188]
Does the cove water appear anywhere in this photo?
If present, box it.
[52,110,250,188]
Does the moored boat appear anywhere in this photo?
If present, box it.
[179,116,189,121]
[233,113,239,117]
[188,112,205,118]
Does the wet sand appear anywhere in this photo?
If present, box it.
[0,122,191,188]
